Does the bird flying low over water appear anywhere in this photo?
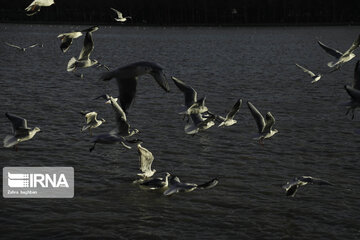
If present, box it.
[89,94,140,152]
[80,111,105,136]
[25,0,54,16]
[163,176,219,196]
[282,176,333,197]
[67,26,99,72]
[344,60,360,119]
[4,113,41,151]
[100,61,170,113]
[295,63,322,83]
[318,35,360,70]
[218,99,242,127]
[4,42,41,51]
[110,8,132,22]
[247,101,278,144]
[172,76,208,115]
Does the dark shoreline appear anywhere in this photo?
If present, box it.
[1,20,359,27]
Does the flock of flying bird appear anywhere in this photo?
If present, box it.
[3,0,360,197]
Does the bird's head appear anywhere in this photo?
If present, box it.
[34,127,41,133]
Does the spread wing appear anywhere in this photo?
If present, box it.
[110,8,123,18]
[226,99,242,119]
[116,77,137,113]
[172,76,197,108]
[265,112,275,129]
[317,40,343,59]
[78,32,94,60]
[247,101,265,133]
[5,112,30,137]
[295,63,316,77]
[26,43,39,49]
[353,60,360,90]
[85,112,97,124]
[5,42,22,50]
[137,144,155,176]
[345,85,360,100]
[108,97,130,136]
[343,34,360,56]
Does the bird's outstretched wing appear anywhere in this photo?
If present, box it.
[317,40,343,59]
[226,99,242,119]
[5,42,22,50]
[247,101,265,133]
[172,76,197,108]
[295,63,316,77]
[78,32,94,60]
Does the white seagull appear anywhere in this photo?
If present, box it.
[89,94,139,152]
[100,61,170,113]
[218,99,242,127]
[110,8,132,22]
[163,176,219,196]
[282,176,333,197]
[172,76,208,115]
[318,35,360,70]
[295,63,322,83]
[137,143,156,179]
[247,101,278,144]
[80,111,105,136]
[5,42,40,51]
[344,60,360,119]
[4,113,41,151]
[67,26,99,72]
[25,0,54,16]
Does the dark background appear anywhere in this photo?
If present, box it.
[1,0,360,26]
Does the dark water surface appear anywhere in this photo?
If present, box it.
[0,24,359,239]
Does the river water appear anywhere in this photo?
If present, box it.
[0,24,359,239]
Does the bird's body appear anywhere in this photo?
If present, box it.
[247,101,278,144]
[218,99,242,127]
[4,113,40,150]
[282,176,333,197]
[110,8,132,22]
[100,61,170,113]
[25,0,54,16]
[80,111,105,136]
[295,63,322,83]
[139,173,171,190]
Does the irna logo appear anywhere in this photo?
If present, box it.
[8,172,69,188]
[3,167,74,198]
